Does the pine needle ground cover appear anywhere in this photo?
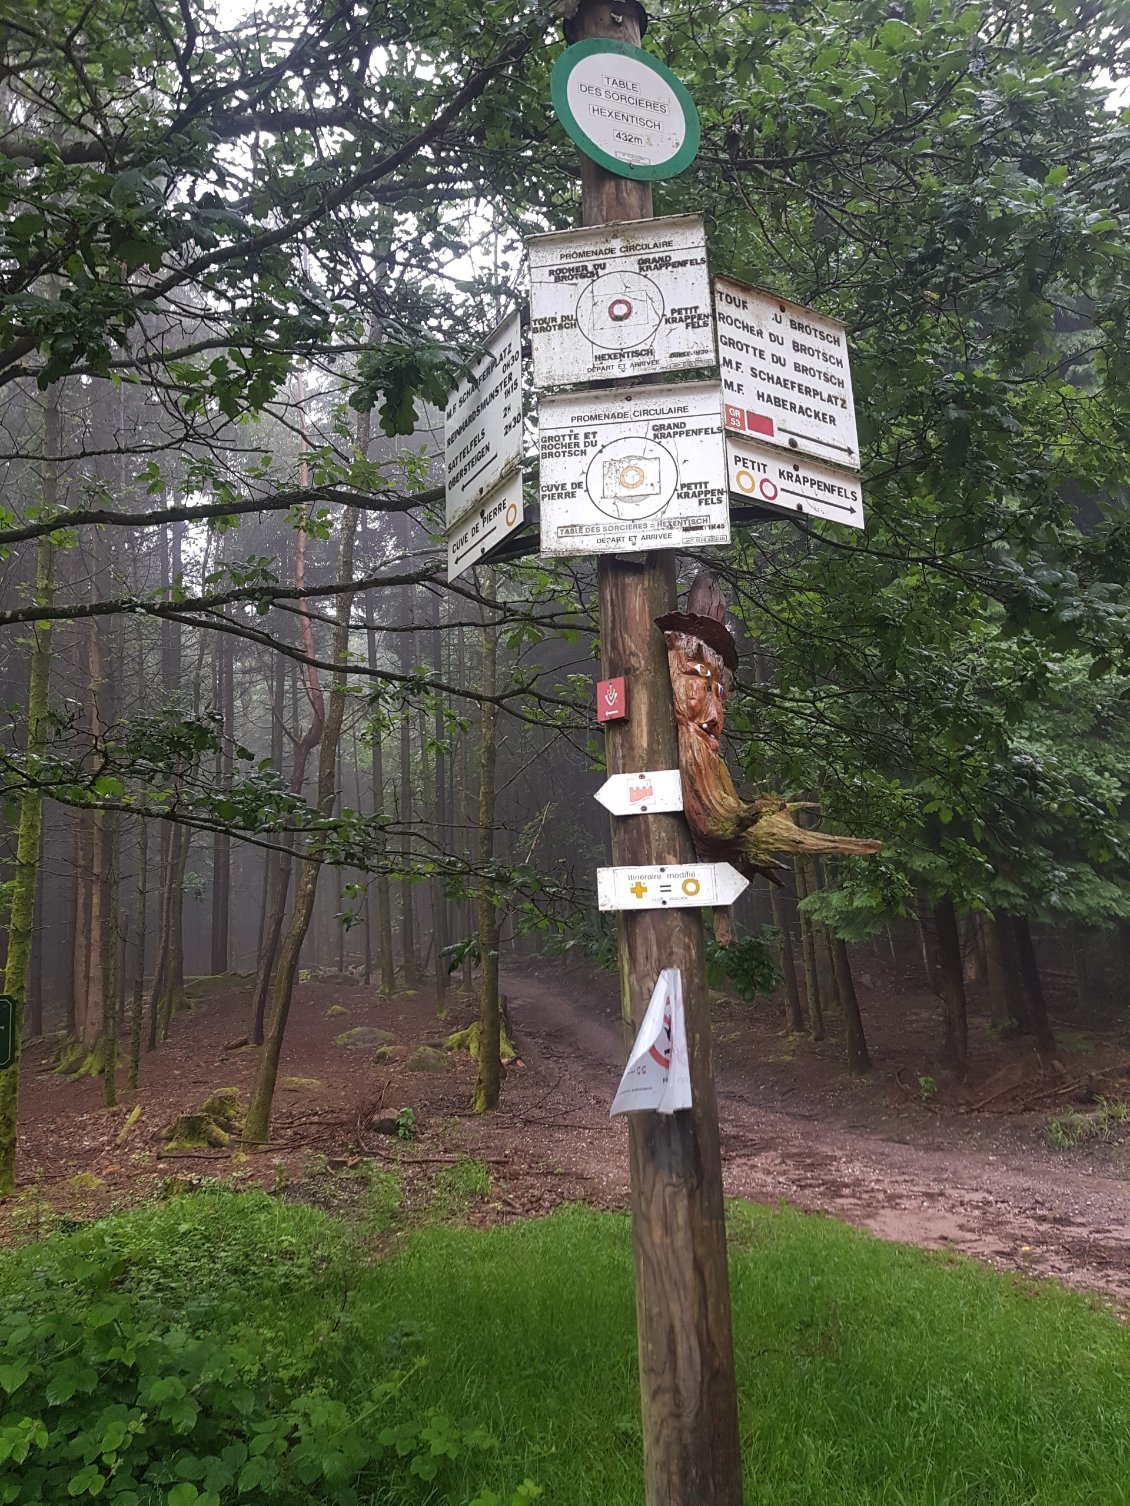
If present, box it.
[1,1189,1128,1505]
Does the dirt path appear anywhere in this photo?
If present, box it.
[8,957,1129,1305]
[500,962,1130,1305]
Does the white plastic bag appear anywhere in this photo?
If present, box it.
[610,968,692,1117]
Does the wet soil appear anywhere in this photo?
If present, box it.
[6,958,1130,1305]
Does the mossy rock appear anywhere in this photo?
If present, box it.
[163,1088,243,1149]
[199,1089,242,1131]
[163,1113,230,1150]
[334,1026,396,1050]
[60,1173,106,1194]
[281,1076,322,1090]
[405,1045,454,1074]
[325,1005,348,1019]
[374,1045,399,1063]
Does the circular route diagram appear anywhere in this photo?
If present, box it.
[575,272,665,352]
[585,436,678,522]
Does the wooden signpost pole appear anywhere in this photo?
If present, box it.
[566,4,744,1502]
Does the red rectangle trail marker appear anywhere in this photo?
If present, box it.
[596,675,628,722]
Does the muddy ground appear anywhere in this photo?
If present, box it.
[6,955,1130,1305]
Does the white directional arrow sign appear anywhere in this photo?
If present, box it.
[597,861,749,912]
[594,769,683,817]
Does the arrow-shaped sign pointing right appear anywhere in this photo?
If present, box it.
[597,861,750,912]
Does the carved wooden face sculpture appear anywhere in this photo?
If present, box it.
[656,573,881,882]
[667,636,729,756]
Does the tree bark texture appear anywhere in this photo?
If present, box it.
[832,936,870,1074]
[398,596,417,988]
[430,596,448,1012]
[362,551,397,994]
[793,857,825,1040]
[243,501,360,1144]
[249,501,325,1042]
[211,625,233,973]
[457,623,474,995]
[928,894,969,1070]
[0,524,55,1194]
[128,820,148,1090]
[983,913,1019,1031]
[598,550,743,1506]
[770,882,805,1033]
[473,570,500,1111]
[1006,914,1057,1059]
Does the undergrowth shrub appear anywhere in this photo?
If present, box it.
[706,925,781,1000]
[0,1189,534,1505]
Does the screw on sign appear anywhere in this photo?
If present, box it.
[596,675,628,722]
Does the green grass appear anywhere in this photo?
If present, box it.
[1046,1097,1128,1148]
[2,1189,1129,1504]
[427,1157,493,1222]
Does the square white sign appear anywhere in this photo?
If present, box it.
[539,382,729,557]
[529,215,714,388]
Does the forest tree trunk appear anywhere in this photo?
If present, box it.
[770,883,805,1034]
[243,503,360,1144]
[129,820,148,1090]
[362,550,396,994]
[473,570,501,1113]
[26,825,44,1040]
[930,895,969,1071]
[832,937,871,1074]
[248,464,325,1042]
[983,913,1017,1032]
[1007,914,1057,1059]
[458,624,473,995]
[0,526,55,1194]
[159,825,190,1040]
[793,857,825,1040]
[429,597,448,1012]
[398,598,417,988]
[211,626,233,973]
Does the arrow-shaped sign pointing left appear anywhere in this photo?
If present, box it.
[594,768,683,817]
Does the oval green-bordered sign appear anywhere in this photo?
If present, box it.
[551,39,700,182]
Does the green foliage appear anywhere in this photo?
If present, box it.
[0,1190,528,1505]
[544,912,618,973]
[676,0,1130,945]
[706,925,782,1000]
[349,342,460,438]
[468,1483,542,1506]
[7,1192,1130,1504]
[394,1107,417,1143]
[917,1075,938,1103]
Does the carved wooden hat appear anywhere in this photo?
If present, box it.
[655,570,739,673]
